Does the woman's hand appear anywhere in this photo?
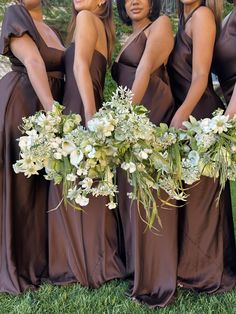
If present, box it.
[170,107,190,129]
[84,109,96,126]
[225,83,236,119]
[225,107,236,119]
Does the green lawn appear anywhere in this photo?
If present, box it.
[0,185,235,314]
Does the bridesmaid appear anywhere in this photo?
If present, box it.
[48,0,125,288]
[0,0,64,294]
[112,0,177,308]
[214,0,236,118]
[168,0,236,293]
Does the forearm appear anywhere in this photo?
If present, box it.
[225,83,236,118]
[180,74,209,115]
[131,67,151,105]
[74,64,96,117]
[25,59,54,111]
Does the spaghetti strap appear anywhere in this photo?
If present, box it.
[142,22,152,32]
[184,5,202,25]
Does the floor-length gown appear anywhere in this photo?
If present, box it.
[0,5,64,294]
[111,23,177,308]
[48,44,125,288]
[168,8,236,293]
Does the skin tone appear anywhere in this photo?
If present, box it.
[170,0,216,128]
[122,0,174,105]
[10,0,64,111]
[225,0,236,118]
[72,0,107,125]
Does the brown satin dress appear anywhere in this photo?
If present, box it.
[48,44,125,288]
[0,5,64,294]
[168,9,236,293]
[111,24,178,308]
[213,7,236,104]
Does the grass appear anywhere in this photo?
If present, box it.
[0,184,235,314]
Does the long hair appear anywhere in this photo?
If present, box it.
[67,1,115,65]
[178,0,222,34]
[117,0,161,25]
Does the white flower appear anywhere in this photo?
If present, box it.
[75,194,89,207]
[54,152,62,160]
[88,148,96,159]
[80,177,93,189]
[188,150,200,167]
[66,174,77,181]
[24,164,40,178]
[67,186,78,200]
[77,168,88,176]
[62,140,76,155]
[19,136,31,150]
[13,162,21,174]
[121,162,136,173]
[70,150,83,167]
[199,118,212,133]
[106,202,117,209]
[210,115,231,134]
[138,151,148,160]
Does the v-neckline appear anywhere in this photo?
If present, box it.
[21,5,64,52]
[115,23,151,63]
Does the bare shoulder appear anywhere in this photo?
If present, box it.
[192,6,215,23]
[76,10,97,26]
[150,15,172,33]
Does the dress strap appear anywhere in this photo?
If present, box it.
[184,5,202,25]
[142,22,152,33]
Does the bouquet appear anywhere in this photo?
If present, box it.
[179,109,236,189]
[13,87,186,228]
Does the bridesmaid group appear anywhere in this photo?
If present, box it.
[0,0,235,309]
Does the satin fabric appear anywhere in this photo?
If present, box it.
[111,25,178,308]
[0,5,64,294]
[213,7,236,104]
[48,44,125,288]
[168,11,236,293]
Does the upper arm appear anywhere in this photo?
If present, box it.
[192,7,216,77]
[137,16,174,74]
[10,34,44,66]
[73,10,98,69]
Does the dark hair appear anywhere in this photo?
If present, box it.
[178,0,222,35]
[116,0,161,26]
[67,0,115,65]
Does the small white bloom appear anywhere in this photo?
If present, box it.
[87,148,96,159]
[75,194,89,207]
[121,162,136,173]
[106,202,117,209]
[188,150,200,167]
[67,186,78,200]
[80,177,93,189]
[66,174,77,182]
[199,118,212,133]
[54,152,62,160]
[77,168,88,176]
[138,151,148,160]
